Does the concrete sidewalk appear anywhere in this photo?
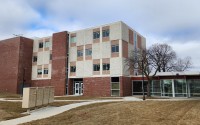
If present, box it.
[0,97,142,125]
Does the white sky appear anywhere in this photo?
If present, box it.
[0,0,200,71]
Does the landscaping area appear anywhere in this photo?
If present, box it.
[55,96,123,100]
[22,100,200,125]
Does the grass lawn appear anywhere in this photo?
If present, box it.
[0,101,82,122]
[55,96,123,100]
[22,100,200,125]
[0,92,21,98]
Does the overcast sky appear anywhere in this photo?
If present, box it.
[0,0,200,71]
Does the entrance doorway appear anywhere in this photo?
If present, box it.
[132,81,148,95]
[74,81,83,95]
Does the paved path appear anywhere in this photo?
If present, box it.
[0,97,142,125]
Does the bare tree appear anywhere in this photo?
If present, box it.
[125,43,192,97]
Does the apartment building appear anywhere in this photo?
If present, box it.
[0,21,146,96]
[31,21,146,96]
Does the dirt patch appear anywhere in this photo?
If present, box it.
[0,92,21,98]
[22,100,200,125]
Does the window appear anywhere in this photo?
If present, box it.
[93,64,100,71]
[50,54,52,60]
[77,50,83,57]
[103,29,109,37]
[103,63,110,70]
[85,49,92,56]
[33,56,37,62]
[39,42,43,48]
[93,31,100,39]
[111,77,120,96]
[111,44,119,53]
[45,41,51,48]
[44,68,48,74]
[70,36,76,43]
[37,69,42,75]
[70,66,76,72]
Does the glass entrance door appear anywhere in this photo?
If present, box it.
[75,82,79,95]
[161,80,173,97]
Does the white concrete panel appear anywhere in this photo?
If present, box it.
[69,47,77,62]
[76,61,84,77]
[43,51,50,64]
[31,66,37,80]
[110,57,122,76]
[128,43,134,57]
[142,37,146,49]
[76,31,85,46]
[84,29,93,44]
[92,43,101,59]
[37,52,43,65]
[84,60,93,77]
[121,23,129,42]
[102,42,111,58]
[48,64,52,79]
[110,22,121,40]
[122,57,130,76]
[33,40,38,52]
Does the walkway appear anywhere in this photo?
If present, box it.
[0,97,142,125]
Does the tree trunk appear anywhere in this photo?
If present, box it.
[147,80,151,97]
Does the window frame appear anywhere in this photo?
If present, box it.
[102,29,109,37]
[43,68,48,74]
[93,64,100,71]
[77,50,83,57]
[39,42,43,48]
[85,48,92,56]
[70,66,76,72]
[93,31,100,39]
[37,69,42,75]
[111,44,119,53]
[33,56,37,62]
[103,63,110,71]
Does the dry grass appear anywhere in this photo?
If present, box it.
[22,100,200,125]
[0,101,27,121]
[0,92,21,98]
[55,96,122,100]
[0,101,82,122]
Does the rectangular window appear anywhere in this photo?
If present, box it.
[111,44,119,53]
[45,41,51,48]
[50,54,52,60]
[85,49,92,56]
[77,50,83,57]
[33,56,37,62]
[70,36,76,43]
[93,31,100,39]
[70,66,76,72]
[37,69,42,75]
[44,68,48,74]
[103,29,109,37]
[93,64,100,71]
[39,42,43,48]
[103,63,110,71]
[111,77,120,96]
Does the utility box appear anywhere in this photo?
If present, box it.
[35,87,44,106]
[22,87,37,108]
[49,87,54,103]
[22,86,54,109]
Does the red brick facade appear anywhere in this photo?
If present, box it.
[51,31,68,96]
[83,77,111,97]
[0,37,33,94]
[120,76,132,96]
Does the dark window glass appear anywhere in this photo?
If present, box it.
[44,68,48,74]
[93,31,100,39]
[111,45,119,53]
[103,64,110,70]
[33,56,37,62]
[111,77,119,82]
[70,66,76,72]
[103,29,109,37]
[77,50,83,57]
[93,64,100,71]
[85,49,92,56]
[50,54,52,60]
[37,69,42,75]
[39,42,43,48]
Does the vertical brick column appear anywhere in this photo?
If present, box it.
[51,31,68,95]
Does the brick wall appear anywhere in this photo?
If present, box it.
[83,77,111,97]
[51,31,68,95]
[120,76,132,96]
[0,37,33,94]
